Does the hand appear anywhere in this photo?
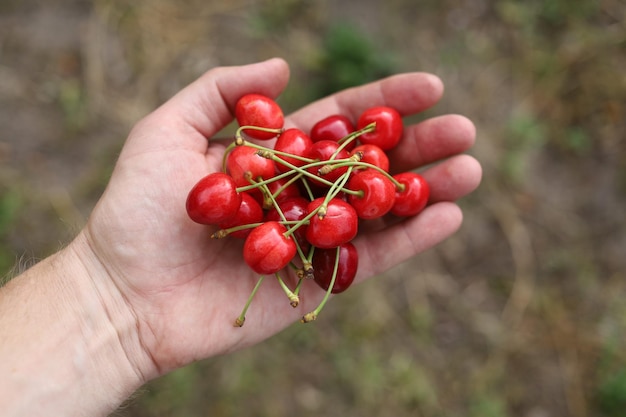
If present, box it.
[75,58,481,381]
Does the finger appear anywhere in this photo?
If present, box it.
[387,114,477,173]
[354,202,463,280]
[423,154,483,203]
[357,154,481,234]
[287,72,444,132]
[128,58,290,152]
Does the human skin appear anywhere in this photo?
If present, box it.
[0,58,482,417]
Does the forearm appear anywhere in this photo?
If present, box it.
[0,235,146,417]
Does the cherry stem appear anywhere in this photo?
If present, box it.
[221,140,238,173]
[257,151,362,196]
[299,176,315,201]
[234,274,266,327]
[251,178,311,267]
[324,158,405,192]
[293,276,305,296]
[332,121,376,159]
[212,221,302,239]
[282,166,354,239]
[276,273,299,307]
[236,137,315,164]
[321,166,355,211]
[301,246,341,323]
[235,126,284,143]
[235,167,298,194]
[257,180,286,221]
[272,172,304,200]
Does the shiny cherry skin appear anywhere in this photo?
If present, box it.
[262,176,302,206]
[306,140,351,185]
[347,169,396,220]
[226,145,276,188]
[351,144,390,172]
[273,128,314,173]
[186,172,242,225]
[357,106,403,150]
[265,196,310,252]
[312,242,359,294]
[391,172,430,217]
[243,221,297,275]
[218,192,264,238]
[306,197,358,249]
[310,114,356,151]
[235,94,284,140]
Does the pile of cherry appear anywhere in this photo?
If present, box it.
[185,94,430,326]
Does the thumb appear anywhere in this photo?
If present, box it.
[130,58,291,150]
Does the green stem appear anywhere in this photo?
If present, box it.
[256,180,310,268]
[299,176,315,201]
[212,221,302,239]
[235,166,299,194]
[234,275,266,327]
[284,167,354,239]
[332,121,376,159]
[272,172,304,200]
[276,273,300,307]
[221,141,238,173]
[238,138,315,164]
[301,246,341,323]
[259,152,362,195]
[320,159,405,192]
[235,125,283,141]
[293,276,305,296]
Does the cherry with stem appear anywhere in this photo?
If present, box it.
[301,246,341,323]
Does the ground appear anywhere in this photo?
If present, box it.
[1,0,625,416]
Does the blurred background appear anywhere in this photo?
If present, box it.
[1,0,625,416]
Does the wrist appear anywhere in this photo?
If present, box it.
[63,230,156,401]
[0,233,150,416]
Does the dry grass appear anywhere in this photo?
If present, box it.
[1,0,625,416]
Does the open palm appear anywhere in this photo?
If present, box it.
[81,58,481,380]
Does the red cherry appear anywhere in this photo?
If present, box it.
[226,145,276,188]
[235,94,284,140]
[186,172,242,225]
[243,221,297,275]
[218,192,264,238]
[357,106,403,150]
[312,242,358,294]
[265,196,310,252]
[351,144,390,172]
[310,114,356,151]
[306,140,351,186]
[264,176,302,204]
[391,172,430,217]
[347,169,396,220]
[273,128,314,174]
[306,197,358,249]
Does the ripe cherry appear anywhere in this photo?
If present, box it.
[265,196,310,252]
[263,176,302,205]
[226,145,276,188]
[391,172,430,217]
[312,242,359,294]
[347,169,396,220]
[310,114,356,151]
[243,221,297,275]
[273,128,314,174]
[218,192,264,238]
[357,106,403,150]
[306,197,358,249]
[235,94,284,140]
[351,144,390,172]
[186,172,242,225]
[306,140,351,186]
